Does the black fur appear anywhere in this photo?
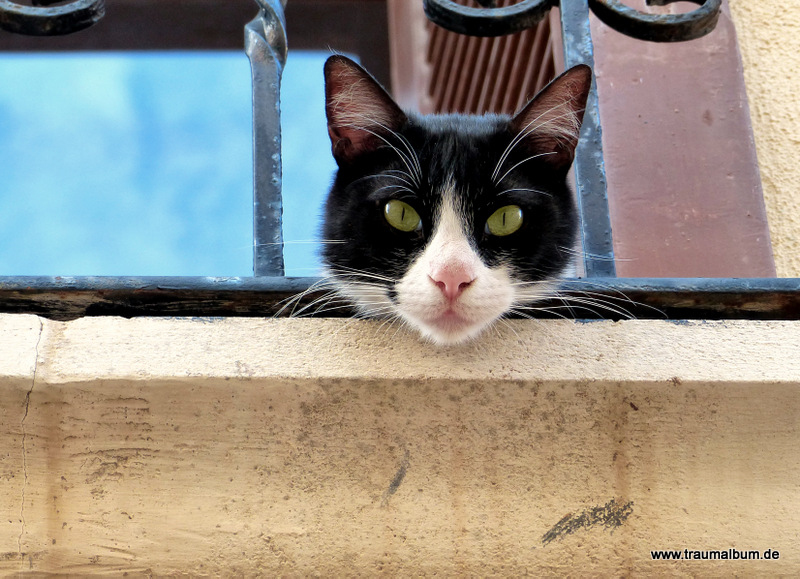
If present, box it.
[322,111,577,282]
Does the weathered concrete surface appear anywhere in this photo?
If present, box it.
[1,314,799,576]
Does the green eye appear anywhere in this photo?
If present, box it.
[486,205,524,236]
[384,199,422,232]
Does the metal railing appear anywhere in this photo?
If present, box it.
[0,0,798,321]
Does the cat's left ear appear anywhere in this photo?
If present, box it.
[510,64,592,171]
[324,55,408,166]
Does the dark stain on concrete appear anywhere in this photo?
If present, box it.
[381,448,411,507]
[542,499,634,546]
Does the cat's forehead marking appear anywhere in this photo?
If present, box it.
[421,181,482,277]
[432,179,468,239]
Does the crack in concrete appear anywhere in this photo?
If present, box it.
[19,319,44,566]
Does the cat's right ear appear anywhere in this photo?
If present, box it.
[510,64,592,171]
[324,55,408,165]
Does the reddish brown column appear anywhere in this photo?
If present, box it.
[591,1,775,278]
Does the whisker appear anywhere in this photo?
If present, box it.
[290,293,347,317]
[492,103,584,183]
[351,172,417,187]
[494,152,557,186]
[377,314,402,335]
[327,266,398,284]
[549,293,637,320]
[273,279,334,317]
[555,279,664,315]
[383,169,420,189]
[555,245,626,262]
[379,129,422,185]
[335,113,422,185]
[497,187,553,198]
[371,184,416,196]
[388,316,412,342]
[496,317,522,341]
[338,121,419,186]
[254,239,346,247]
[510,306,572,321]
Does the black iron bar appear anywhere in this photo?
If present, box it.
[559,0,616,277]
[246,0,288,276]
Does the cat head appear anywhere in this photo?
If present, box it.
[321,55,591,345]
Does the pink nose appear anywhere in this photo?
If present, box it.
[429,266,476,301]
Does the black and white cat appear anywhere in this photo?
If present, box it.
[320,55,591,345]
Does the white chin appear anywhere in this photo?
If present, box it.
[407,313,495,346]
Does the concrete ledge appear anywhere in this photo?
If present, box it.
[1,314,799,575]
[24,315,800,383]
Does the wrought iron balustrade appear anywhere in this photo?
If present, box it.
[0,0,798,321]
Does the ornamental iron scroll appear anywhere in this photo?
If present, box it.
[246,0,288,277]
[423,0,722,42]
[422,0,556,37]
[0,0,105,36]
[590,0,722,42]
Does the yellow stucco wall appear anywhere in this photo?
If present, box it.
[729,1,800,277]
